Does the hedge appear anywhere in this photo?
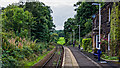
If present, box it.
[82,38,92,51]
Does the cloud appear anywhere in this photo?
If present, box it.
[0,0,19,7]
[39,0,78,7]
[39,0,78,30]
[52,5,76,30]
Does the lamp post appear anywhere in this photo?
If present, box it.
[79,25,80,49]
[77,25,80,49]
[92,3,101,61]
[70,32,72,45]
[72,30,75,47]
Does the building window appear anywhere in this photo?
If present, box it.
[108,33,110,50]
[96,35,99,49]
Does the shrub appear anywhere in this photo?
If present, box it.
[82,38,92,51]
[22,46,33,58]
[32,43,42,54]
[2,32,51,66]
[101,36,108,52]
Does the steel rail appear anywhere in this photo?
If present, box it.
[41,46,57,68]
[56,45,64,68]
[42,45,64,68]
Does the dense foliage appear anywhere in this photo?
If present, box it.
[23,2,55,42]
[50,33,59,43]
[2,32,51,66]
[64,18,75,43]
[82,38,92,51]
[101,36,108,52]
[1,1,56,67]
[73,2,98,37]
[2,5,34,38]
[110,2,120,57]
[54,30,64,37]
[2,2,55,42]
[64,2,99,44]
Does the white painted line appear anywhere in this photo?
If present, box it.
[62,46,65,68]
[81,52,102,68]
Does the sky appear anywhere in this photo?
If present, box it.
[0,0,78,30]
[40,0,78,30]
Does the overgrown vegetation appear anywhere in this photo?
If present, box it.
[24,51,51,66]
[2,32,55,67]
[82,38,92,51]
[1,1,57,67]
[110,2,120,57]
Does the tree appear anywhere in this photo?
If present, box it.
[64,18,75,43]
[64,2,104,44]
[84,19,92,34]
[74,2,97,37]
[23,2,55,42]
[74,2,104,37]
[50,33,58,43]
[2,5,34,38]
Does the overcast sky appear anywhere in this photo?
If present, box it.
[40,0,78,30]
[0,0,78,30]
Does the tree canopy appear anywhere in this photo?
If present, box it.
[2,1,55,42]
[64,2,104,43]
[24,2,55,42]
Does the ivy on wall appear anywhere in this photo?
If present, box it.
[110,2,120,56]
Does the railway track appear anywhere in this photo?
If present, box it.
[41,45,64,68]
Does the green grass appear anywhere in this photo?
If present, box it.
[88,49,93,53]
[24,51,50,67]
[101,54,118,61]
[57,37,65,45]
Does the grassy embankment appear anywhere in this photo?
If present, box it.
[24,45,55,66]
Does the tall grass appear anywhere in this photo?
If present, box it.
[2,34,54,66]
